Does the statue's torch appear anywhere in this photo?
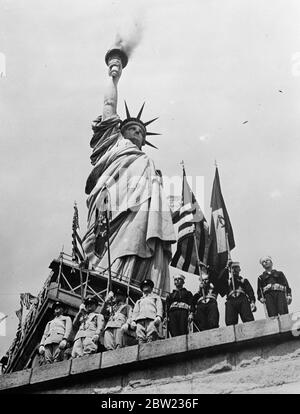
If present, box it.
[105,47,128,77]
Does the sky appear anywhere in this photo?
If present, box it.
[1,0,300,356]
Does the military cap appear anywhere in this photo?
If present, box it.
[140,279,154,290]
[259,256,273,265]
[84,296,98,306]
[231,261,240,268]
[113,286,128,297]
[52,301,66,310]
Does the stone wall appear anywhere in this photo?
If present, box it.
[1,313,300,394]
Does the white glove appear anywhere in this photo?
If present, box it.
[79,304,86,312]
[154,317,161,327]
[287,295,292,305]
[130,321,137,330]
[259,298,266,304]
[105,291,114,302]
[92,334,99,343]
[58,339,67,350]
[250,302,257,313]
[120,323,129,333]
[39,345,45,355]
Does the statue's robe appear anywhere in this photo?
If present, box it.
[83,115,176,294]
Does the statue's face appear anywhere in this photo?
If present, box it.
[54,307,63,316]
[123,124,145,149]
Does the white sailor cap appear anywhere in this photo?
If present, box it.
[259,256,273,265]
[173,274,185,281]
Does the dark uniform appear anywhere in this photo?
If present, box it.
[225,276,256,326]
[257,270,291,317]
[166,287,193,337]
[192,279,219,331]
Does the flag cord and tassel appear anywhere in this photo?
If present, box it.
[260,286,269,319]
[225,232,235,292]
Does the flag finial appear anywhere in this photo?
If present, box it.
[180,160,185,169]
[214,159,218,168]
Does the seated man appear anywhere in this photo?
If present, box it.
[225,262,256,326]
[101,287,134,350]
[257,255,292,317]
[39,301,72,364]
[131,279,163,343]
[71,296,104,358]
[192,273,219,331]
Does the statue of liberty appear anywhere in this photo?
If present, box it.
[82,46,176,294]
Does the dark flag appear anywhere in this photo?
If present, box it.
[72,202,85,264]
[20,293,35,310]
[171,166,209,274]
[94,185,112,259]
[207,167,235,296]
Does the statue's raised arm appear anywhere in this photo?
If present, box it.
[103,49,128,120]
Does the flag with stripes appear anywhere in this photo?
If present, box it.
[72,202,85,264]
[207,167,235,296]
[171,166,209,274]
[20,293,35,310]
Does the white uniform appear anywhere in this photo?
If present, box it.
[132,293,163,343]
[72,312,104,358]
[40,315,72,364]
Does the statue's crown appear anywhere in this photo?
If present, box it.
[120,101,160,149]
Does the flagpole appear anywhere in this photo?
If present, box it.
[193,230,206,302]
[104,190,112,294]
[56,246,64,299]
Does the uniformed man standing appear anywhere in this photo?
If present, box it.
[131,279,163,343]
[191,273,219,331]
[225,262,256,326]
[71,296,104,358]
[38,301,72,364]
[101,287,134,350]
[257,256,292,317]
[166,274,193,337]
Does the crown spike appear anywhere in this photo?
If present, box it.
[124,101,131,119]
[144,117,159,127]
[146,132,161,136]
[137,102,145,120]
[145,140,158,149]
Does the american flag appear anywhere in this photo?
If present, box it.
[72,202,85,264]
[20,293,35,310]
[171,166,209,274]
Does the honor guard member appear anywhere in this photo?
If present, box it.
[101,287,134,350]
[71,296,104,358]
[131,279,163,343]
[257,256,292,317]
[225,262,256,326]
[39,301,72,364]
[166,274,193,337]
[191,273,219,331]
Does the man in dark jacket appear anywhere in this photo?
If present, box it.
[225,262,256,326]
[191,273,219,331]
[166,274,193,337]
[257,256,292,317]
